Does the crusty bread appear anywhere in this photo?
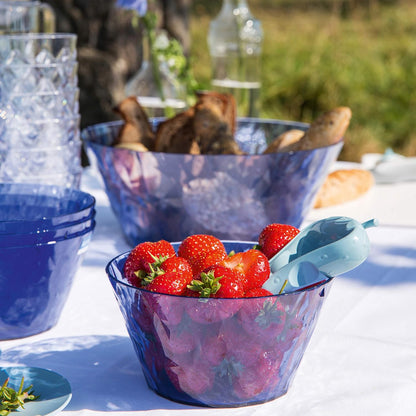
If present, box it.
[194,91,237,135]
[193,91,243,155]
[113,96,155,150]
[279,107,352,152]
[263,129,305,154]
[114,142,149,152]
[155,107,200,154]
[314,168,374,208]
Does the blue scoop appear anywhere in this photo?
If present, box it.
[262,216,378,294]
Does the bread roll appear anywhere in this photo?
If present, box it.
[280,107,352,152]
[113,96,155,150]
[263,129,305,154]
[314,168,374,208]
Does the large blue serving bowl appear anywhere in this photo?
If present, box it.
[106,241,332,407]
[0,183,95,233]
[0,224,95,340]
[83,118,342,246]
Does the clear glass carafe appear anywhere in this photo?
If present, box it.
[207,0,263,117]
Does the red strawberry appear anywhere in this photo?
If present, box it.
[221,249,270,291]
[238,297,286,346]
[187,265,246,298]
[123,240,175,287]
[145,272,188,295]
[258,223,300,260]
[232,350,283,400]
[245,287,273,297]
[145,257,192,295]
[203,333,227,366]
[166,359,215,396]
[178,234,227,275]
[151,294,185,326]
[185,296,242,324]
[153,315,196,357]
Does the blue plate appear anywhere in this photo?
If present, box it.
[0,367,71,416]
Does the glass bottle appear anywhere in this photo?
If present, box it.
[125,29,187,118]
[207,0,263,118]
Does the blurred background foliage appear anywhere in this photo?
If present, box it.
[189,0,416,161]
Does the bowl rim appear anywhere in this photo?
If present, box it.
[106,242,333,300]
[0,220,95,249]
[82,118,344,157]
[0,184,96,225]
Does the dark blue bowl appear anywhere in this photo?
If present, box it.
[0,183,95,233]
[0,224,95,340]
[0,217,95,247]
[83,118,343,246]
[106,241,332,407]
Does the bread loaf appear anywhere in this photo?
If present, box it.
[314,168,374,208]
[278,107,352,153]
[113,96,155,150]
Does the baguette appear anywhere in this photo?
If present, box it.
[314,168,374,208]
[263,129,305,154]
[279,107,352,152]
[113,96,155,150]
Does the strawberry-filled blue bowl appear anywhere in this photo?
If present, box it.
[106,241,332,407]
[82,118,342,246]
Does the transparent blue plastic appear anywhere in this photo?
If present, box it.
[106,241,332,407]
[0,183,95,233]
[83,118,343,246]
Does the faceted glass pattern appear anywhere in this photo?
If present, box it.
[0,33,80,188]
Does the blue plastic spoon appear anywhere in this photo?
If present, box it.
[262,216,378,295]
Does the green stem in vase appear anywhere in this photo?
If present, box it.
[142,12,168,114]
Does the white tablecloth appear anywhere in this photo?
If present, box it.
[1,166,416,416]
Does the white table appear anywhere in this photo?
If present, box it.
[1,166,416,416]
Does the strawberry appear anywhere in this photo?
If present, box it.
[187,265,246,298]
[245,287,273,297]
[178,234,227,275]
[221,249,270,291]
[203,333,227,366]
[153,315,196,357]
[123,240,175,287]
[145,256,193,295]
[232,350,283,400]
[185,296,242,324]
[166,359,215,396]
[238,297,286,346]
[258,223,300,260]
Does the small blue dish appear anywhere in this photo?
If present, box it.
[0,183,95,234]
[0,366,71,416]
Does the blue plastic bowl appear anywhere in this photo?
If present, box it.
[0,183,95,233]
[83,118,343,246]
[106,241,332,407]
[0,224,95,340]
[0,217,95,247]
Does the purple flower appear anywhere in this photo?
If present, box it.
[116,0,147,16]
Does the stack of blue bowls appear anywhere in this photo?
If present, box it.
[0,183,96,340]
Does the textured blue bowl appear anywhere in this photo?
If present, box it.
[0,224,95,340]
[0,183,95,233]
[106,241,332,407]
[83,118,342,246]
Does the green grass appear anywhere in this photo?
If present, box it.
[190,1,416,161]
